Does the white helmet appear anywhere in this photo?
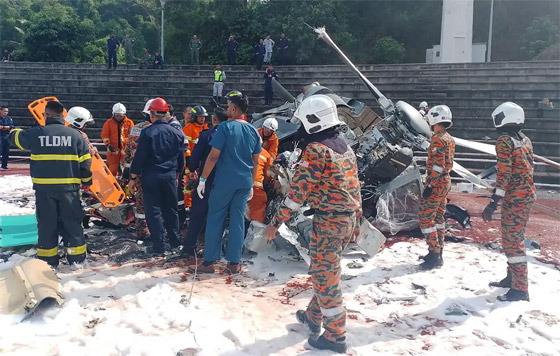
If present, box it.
[291,94,341,134]
[419,101,428,110]
[142,99,155,115]
[262,117,279,132]
[65,106,93,129]
[492,102,525,128]
[427,105,453,127]
[112,102,126,115]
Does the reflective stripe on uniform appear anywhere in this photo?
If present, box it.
[421,226,437,234]
[184,189,192,194]
[508,255,527,264]
[81,176,92,183]
[78,153,91,162]
[178,200,184,206]
[432,165,443,173]
[32,177,82,184]
[495,188,506,197]
[435,224,446,230]
[31,154,80,161]
[135,213,145,219]
[12,129,24,150]
[37,246,58,257]
[124,163,131,168]
[320,306,345,317]
[283,197,302,211]
[66,244,87,256]
[253,181,263,188]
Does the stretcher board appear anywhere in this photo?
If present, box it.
[29,99,125,207]
[88,151,125,207]
[0,215,38,248]
[27,97,68,127]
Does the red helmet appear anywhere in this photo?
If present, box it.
[148,97,169,113]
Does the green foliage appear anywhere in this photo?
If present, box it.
[520,16,560,59]
[1,0,559,64]
[372,37,406,64]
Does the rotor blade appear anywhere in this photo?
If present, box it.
[312,26,395,114]
[454,136,560,170]
[452,161,493,189]
[272,78,295,103]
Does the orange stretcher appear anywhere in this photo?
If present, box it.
[29,97,125,207]
[28,97,68,127]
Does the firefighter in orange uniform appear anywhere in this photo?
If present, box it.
[182,105,209,208]
[483,102,535,302]
[101,102,134,176]
[265,95,362,353]
[418,105,455,270]
[248,148,273,223]
[258,117,279,158]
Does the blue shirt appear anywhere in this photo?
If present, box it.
[130,120,185,180]
[210,120,262,189]
[0,115,14,139]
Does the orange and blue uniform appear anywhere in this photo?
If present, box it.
[419,131,455,253]
[182,121,208,207]
[271,141,362,344]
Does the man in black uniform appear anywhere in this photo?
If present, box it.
[10,101,92,267]
[129,97,185,256]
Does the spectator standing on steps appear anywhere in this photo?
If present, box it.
[153,51,165,69]
[107,34,120,69]
[189,34,202,65]
[263,65,277,105]
[122,34,135,64]
[213,64,226,104]
[255,38,265,70]
[277,33,289,65]
[263,34,275,65]
[0,106,14,170]
[226,35,239,65]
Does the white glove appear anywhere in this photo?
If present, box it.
[248,187,253,201]
[197,180,206,199]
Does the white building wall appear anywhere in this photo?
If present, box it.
[440,0,474,63]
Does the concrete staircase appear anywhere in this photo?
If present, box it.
[1,61,559,186]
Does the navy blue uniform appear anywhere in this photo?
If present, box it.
[130,120,185,253]
[226,39,239,65]
[263,69,277,105]
[0,114,14,168]
[255,43,265,70]
[183,127,217,252]
[278,37,289,65]
[107,37,120,69]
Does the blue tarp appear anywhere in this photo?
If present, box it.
[0,215,38,247]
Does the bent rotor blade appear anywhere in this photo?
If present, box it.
[272,78,295,103]
[452,161,493,189]
[312,26,395,114]
[454,137,560,170]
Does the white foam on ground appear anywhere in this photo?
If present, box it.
[1,175,559,355]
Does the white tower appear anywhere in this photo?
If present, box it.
[440,0,474,63]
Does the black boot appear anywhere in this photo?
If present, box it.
[308,334,347,354]
[497,288,529,302]
[489,273,512,288]
[420,249,443,262]
[420,251,443,270]
[296,310,321,335]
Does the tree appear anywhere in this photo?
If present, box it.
[21,4,94,62]
[520,16,560,59]
[372,36,406,64]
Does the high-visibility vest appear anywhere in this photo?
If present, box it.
[214,70,224,82]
